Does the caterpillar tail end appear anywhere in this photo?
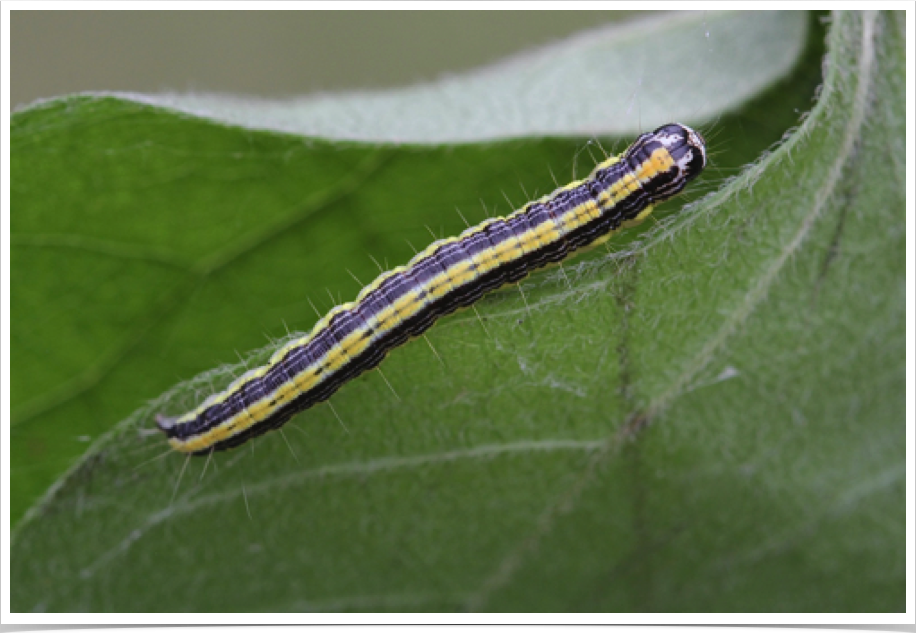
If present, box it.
[155,413,177,434]
[155,413,196,454]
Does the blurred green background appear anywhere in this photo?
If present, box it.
[12,11,635,108]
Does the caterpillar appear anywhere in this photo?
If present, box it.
[156,123,707,454]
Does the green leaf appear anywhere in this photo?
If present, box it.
[10,11,904,613]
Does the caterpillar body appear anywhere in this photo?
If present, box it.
[156,123,707,454]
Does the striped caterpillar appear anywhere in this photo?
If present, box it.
[156,123,707,454]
